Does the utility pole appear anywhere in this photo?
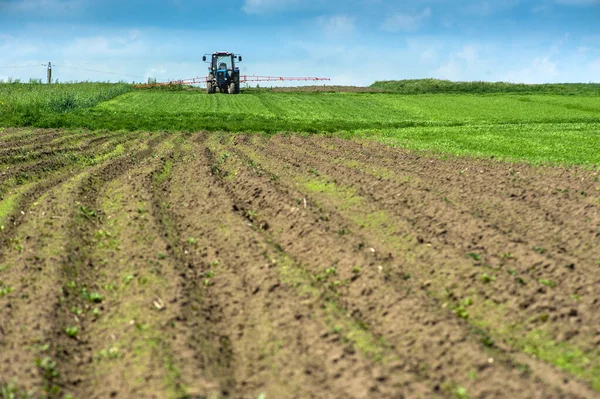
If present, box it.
[47,62,52,84]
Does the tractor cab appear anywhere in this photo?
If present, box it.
[203,51,242,94]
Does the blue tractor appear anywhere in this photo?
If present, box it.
[203,51,242,94]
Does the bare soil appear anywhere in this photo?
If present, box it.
[0,130,598,399]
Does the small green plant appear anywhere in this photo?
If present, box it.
[401,273,412,280]
[352,266,361,274]
[454,305,469,320]
[507,269,518,276]
[35,357,59,380]
[95,347,120,361]
[539,279,557,288]
[480,274,495,283]
[157,252,167,260]
[81,288,104,303]
[186,237,197,245]
[123,274,134,284]
[455,386,470,399]
[70,307,83,316]
[515,276,526,285]
[500,253,514,260]
[467,252,481,261]
[64,326,78,338]
[533,246,546,254]
[0,282,14,298]
[203,270,215,287]
[0,379,35,398]
[78,205,97,219]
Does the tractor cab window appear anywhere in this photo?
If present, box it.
[214,55,233,71]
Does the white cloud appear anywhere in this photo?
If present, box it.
[317,15,355,36]
[242,0,299,14]
[503,56,559,83]
[382,7,431,33]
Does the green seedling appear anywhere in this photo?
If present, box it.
[401,273,412,280]
[533,246,546,254]
[96,230,112,238]
[186,237,197,245]
[123,274,134,284]
[467,252,482,261]
[92,308,100,317]
[515,277,526,285]
[480,274,495,283]
[0,283,14,297]
[81,288,104,303]
[507,269,518,276]
[78,205,97,219]
[70,307,83,316]
[66,281,76,289]
[64,326,78,338]
[455,386,470,399]
[157,252,167,260]
[539,279,557,288]
[454,306,469,320]
[96,347,120,360]
[35,357,59,380]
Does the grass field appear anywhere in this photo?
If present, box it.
[1,82,599,166]
[0,81,599,399]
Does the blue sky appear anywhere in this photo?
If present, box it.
[0,0,599,85]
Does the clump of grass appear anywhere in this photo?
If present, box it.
[480,274,495,283]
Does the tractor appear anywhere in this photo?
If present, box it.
[203,51,242,94]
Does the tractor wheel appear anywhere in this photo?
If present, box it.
[229,82,237,94]
[206,74,215,94]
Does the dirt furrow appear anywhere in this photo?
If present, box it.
[45,133,168,397]
[0,129,61,150]
[150,135,432,399]
[59,140,191,398]
[226,135,597,398]
[276,136,600,362]
[265,136,600,341]
[305,136,600,268]
[0,131,98,163]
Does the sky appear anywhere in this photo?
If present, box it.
[0,0,599,85]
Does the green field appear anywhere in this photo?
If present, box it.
[0,82,599,166]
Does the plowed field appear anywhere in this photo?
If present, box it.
[1,129,599,399]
